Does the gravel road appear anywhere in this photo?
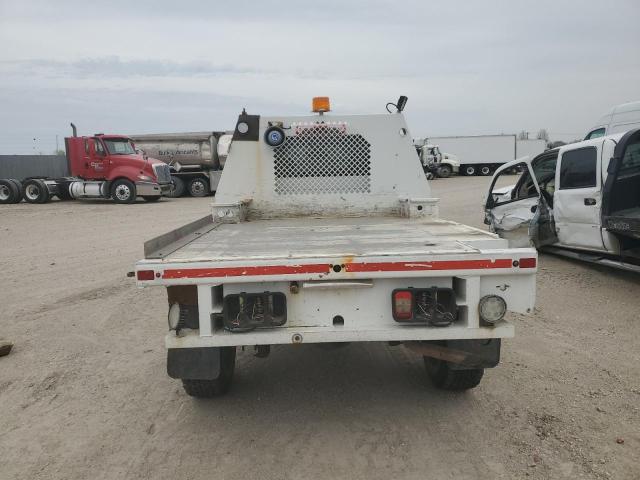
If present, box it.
[0,176,638,479]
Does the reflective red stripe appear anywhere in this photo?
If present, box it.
[162,263,330,279]
[161,258,518,279]
[518,257,537,268]
[344,259,513,273]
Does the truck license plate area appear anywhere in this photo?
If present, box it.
[223,292,287,332]
[392,287,457,326]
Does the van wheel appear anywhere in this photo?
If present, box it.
[0,179,21,204]
[111,179,136,204]
[188,177,209,197]
[464,165,476,176]
[424,357,484,390]
[181,347,236,398]
[168,176,185,198]
[437,164,453,178]
[22,179,50,203]
[480,166,492,176]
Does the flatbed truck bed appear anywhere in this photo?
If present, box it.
[135,99,538,397]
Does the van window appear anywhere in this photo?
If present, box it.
[559,147,597,189]
[585,128,605,140]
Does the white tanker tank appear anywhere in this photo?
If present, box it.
[129,131,232,197]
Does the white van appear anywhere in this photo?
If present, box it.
[585,101,640,140]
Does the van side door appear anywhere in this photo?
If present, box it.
[553,143,605,251]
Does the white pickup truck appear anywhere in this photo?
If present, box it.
[135,97,538,397]
[485,128,640,272]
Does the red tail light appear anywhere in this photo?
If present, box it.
[518,257,537,268]
[392,290,413,320]
[136,270,155,281]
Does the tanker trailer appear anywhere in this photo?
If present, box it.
[130,131,232,197]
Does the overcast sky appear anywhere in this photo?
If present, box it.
[0,0,638,154]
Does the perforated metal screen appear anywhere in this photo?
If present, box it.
[273,124,371,195]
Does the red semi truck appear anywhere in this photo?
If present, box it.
[0,124,172,205]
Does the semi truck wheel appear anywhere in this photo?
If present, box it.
[464,165,476,176]
[181,347,236,398]
[22,179,50,204]
[168,176,185,198]
[188,177,209,197]
[437,164,453,178]
[424,357,484,390]
[480,166,492,176]
[111,179,136,204]
[0,179,21,204]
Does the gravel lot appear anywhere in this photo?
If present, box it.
[1,176,638,480]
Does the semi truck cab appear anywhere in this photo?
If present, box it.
[64,132,172,202]
[0,124,173,205]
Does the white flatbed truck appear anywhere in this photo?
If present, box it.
[135,97,538,397]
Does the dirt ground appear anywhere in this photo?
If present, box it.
[1,176,638,480]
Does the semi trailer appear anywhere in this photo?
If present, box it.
[129,131,233,197]
[0,124,172,205]
[424,135,546,176]
[134,96,538,397]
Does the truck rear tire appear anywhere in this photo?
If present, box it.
[181,347,236,398]
[424,357,484,390]
[188,177,209,197]
[22,179,50,204]
[437,164,453,178]
[463,165,476,176]
[0,179,21,204]
[111,179,136,204]
[480,165,492,176]
[168,176,185,198]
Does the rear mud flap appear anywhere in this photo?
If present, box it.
[167,347,221,380]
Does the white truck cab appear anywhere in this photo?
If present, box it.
[136,97,538,397]
[485,128,640,272]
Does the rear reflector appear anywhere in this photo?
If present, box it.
[136,270,155,281]
[392,290,413,320]
[518,258,537,268]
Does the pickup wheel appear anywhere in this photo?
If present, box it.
[0,179,21,204]
[22,179,50,204]
[188,177,209,197]
[424,357,484,390]
[111,179,136,204]
[436,164,453,178]
[181,347,236,398]
[168,176,185,198]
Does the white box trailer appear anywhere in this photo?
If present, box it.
[426,134,546,176]
[134,97,538,398]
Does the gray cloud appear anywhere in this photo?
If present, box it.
[1,0,639,153]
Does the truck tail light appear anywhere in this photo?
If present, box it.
[137,270,155,281]
[392,290,413,320]
[518,257,537,268]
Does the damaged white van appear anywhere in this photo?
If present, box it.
[485,128,640,272]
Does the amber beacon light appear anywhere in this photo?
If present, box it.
[312,96,331,113]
